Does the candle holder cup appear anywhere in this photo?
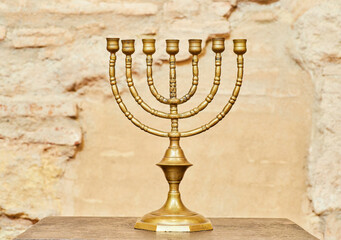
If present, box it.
[106,37,247,232]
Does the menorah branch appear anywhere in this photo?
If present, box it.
[122,39,172,119]
[177,55,222,119]
[143,39,202,106]
[142,39,170,104]
[146,55,169,104]
[178,55,199,104]
[180,41,246,137]
[178,39,202,104]
[107,39,168,137]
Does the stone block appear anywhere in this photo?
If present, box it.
[0,140,77,221]
[0,216,33,240]
[0,117,81,146]
[0,98,77,117]
[40,2,158,16]
[10,28,74,48]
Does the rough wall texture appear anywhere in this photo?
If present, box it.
[0,0,339,239]
[290,1,341,239]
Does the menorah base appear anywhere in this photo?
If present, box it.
[134,137,213,232]
[134,211,213,232]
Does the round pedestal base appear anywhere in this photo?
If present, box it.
[134,138,213,232]
[134,211,213,232]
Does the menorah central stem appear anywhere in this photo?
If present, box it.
[167,40,179,133]
[170,54,178,132]
[169,55,177,99]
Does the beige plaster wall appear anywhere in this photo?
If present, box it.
[0,0,340,239]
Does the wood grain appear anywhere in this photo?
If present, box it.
[15,217,318,240]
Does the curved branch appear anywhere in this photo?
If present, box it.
[178,54,199,104]
[109,53,168,137]
[180,54,244,137]
[146,54,170,104]
[124,55,171,119]
[177,52,222,119]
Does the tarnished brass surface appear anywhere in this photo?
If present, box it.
[106,38,247,231]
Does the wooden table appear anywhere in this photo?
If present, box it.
[15,217,318,240]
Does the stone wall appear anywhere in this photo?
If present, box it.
[0,0,339,239]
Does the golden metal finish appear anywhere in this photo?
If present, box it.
[143,39,169,104]
[106,37,247,232]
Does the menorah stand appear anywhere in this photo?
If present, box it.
[106,37,247,232]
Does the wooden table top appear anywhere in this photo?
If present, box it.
[15,217,318,240]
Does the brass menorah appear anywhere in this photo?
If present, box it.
[106,37,247,232]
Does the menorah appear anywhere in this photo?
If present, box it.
[106,37,247,232]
